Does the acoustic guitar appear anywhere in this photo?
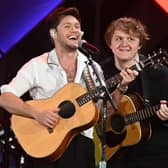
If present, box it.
[11,49,168,161]
[94,93,168,163]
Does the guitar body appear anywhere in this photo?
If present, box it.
[94,93,152,163]
[11,83,99,161]
[124,93,152,143]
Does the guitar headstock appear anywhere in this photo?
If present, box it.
[141,48,168,69]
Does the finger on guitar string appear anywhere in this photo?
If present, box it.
[157,101,168,121]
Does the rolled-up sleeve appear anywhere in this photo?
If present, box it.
[1,84,18,95]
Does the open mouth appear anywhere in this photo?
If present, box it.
[68,35,78,40]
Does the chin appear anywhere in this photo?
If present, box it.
[68,46,77,51]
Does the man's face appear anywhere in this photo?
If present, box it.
[54,15,83,50]
[110,30,141,61]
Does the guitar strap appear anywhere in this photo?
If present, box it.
[82,64,96,92]
[82,64,103,166]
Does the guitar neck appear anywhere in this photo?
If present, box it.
[124,104,160,124]
[105,63,143,89]
[106,74,122,89]
[76,86,104,106]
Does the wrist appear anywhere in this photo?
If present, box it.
[117,83,128,94]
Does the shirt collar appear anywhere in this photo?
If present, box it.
[47,49,59,67]
[47,48,88,68]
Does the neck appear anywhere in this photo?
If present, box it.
[114,54,139,70]
[55,46,78,73]
[55,47,78,83]
[55,46,78,61]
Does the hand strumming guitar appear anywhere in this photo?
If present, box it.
[34,108,60,129]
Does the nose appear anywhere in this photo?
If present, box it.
[120,38,129,46]
[70,25,81,33]
[70,25,77,31]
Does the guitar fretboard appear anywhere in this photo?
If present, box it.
[76,86,105,106]
[125,104,160,124]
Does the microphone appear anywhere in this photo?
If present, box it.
[78,40,99,56]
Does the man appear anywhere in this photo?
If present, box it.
[0,8,138,168]
[103,17,168,168]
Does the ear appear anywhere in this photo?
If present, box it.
[79,30,84,39]
[81,31,84,36]
[49,28,56,38]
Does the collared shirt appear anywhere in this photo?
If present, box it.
[1,49,104,139]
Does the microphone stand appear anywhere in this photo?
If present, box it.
[82,49,118,168]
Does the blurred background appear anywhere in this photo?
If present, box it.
[0,0,168,167]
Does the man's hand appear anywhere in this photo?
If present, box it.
[157,100,168,121]
[120,68,139,86]
[34,108,60,128]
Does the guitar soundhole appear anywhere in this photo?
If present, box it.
[110,113,125,134]
[58,100,76,118]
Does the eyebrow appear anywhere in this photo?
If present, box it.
[61,22,80,26]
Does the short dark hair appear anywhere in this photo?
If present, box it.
[46,7,81,30]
